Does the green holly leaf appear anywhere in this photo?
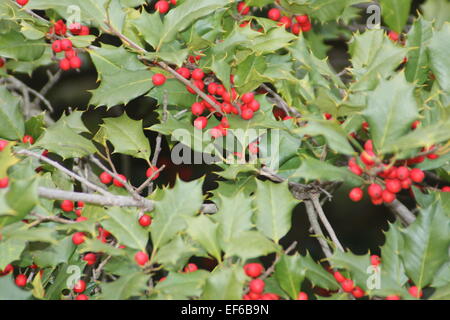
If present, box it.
[379,0,412,33]
[405,18,433,84]
[100,272,150,300]
[225,230,279,260]
[185,215,222,262]
[201,266,244,300]
[155,270,209,300]
[428,24,450,93]
[274,254,305,300]
[0,275,31,300]
[0,87,25,140]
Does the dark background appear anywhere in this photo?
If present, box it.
[14,0,426,266]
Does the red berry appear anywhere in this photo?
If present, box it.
[278,16,291,28]
[442,186,450,192]
[83,253,97,266]
[73,280,86,293]
[385,179,402,194]
[59,58,71,71]
[0,264,13,276]
[249,278,265,294]
[216,85,225,96]
[0,58,4,68]
[134,251,149,266]
[16,0,29,6]
[79,26,90,36]
[155,0,170,13]
[69,23,82,35]
[22,135,34,144]
[382,190,396,203]
[360,150,376,166]
[170,0,177,5]
[364,140,373,152]
[349,188,363,202]
[65,49,77,59]
[291,23,302,35]
[15,274,27,287]
[241,108,254,120]
[371,197,384,206]
[241,92,254,104]
[146,166,160,180]
[341,279,354,293]
[194,117,208,130]
[388,31,399,42]
[352,286,365,298]
[177,67,190,79]
[401,178,412,190]
[72,232,85,245]
[191,68,204,80]
[75,294,89,300]
[244,263,264,278]
[60,39,72,51]
[248,100,260,112]
[408,286,423,298]
[207,83,218,95]
[221,102,233,114]
[61,200,74,212]
[396,167,409,180]
[69,56,82,69]
[76,216,88,222]
[411,120,420,130]
[152,73,166,86]
[368,184,383,199]
[297,292,308,300]
[184,263,198,273]
[237,2,250,15]
[209,125,225,139]
[0,177,9,189]
[113,174,127,187]
[301,21,312,32]
[267,8,281,21]
[334,271,346,283]
[139,214,152,227]
[410,168,425,183]
[99,172,113,184]
[370,255,381,266]
[52,40,63,53]
[191,102,205,116]
[296,15,310,25]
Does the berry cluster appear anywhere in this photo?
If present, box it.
[48,20,90,71]
[242,263,281,300]
[237,2,312,35]
[347,139,434,204]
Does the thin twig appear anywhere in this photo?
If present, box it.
[385,199,416,226]
[304,200,333,259]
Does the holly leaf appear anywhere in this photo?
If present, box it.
[274,254,305,300]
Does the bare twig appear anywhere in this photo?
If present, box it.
[16,149,112,197]
[385,199,416,226]
[7,77,54,112]
[304,200,333,259]
[261,83,301,118]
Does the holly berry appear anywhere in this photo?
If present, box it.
[396,167,409,180]
[15,274,27,287]
[184,263,198,273]
[155,0,170,14]
[297,292,308,300]
[76,216,88,222]
[408,286,423,298]
[241,92,254,104]
[368,184,383,199]
[248,99,260,112]
[352,286,365,298]
[409,168,425,183]
[79,26,90,36]
[69,56,82,69]
[349,188,363,202]
[295,15,309,25]
[194,117,208,130]
[191,68,205,80]
[291,23,301,35]
[249,278,265,294]
[52,40,63,53]
[59,58,71,71]
[388,31,399,42]
[69,23,82,35]
[333,271,346,283]
[134,251,149,266]
[177,67,191,79]
[139,214,152,227]
[237,2,250,15]
[0,177,9,189]
[113,174,127,187]
[442,186,450,192]
[0,58,4,68]
[61,200,74,212]
[244,263,264,278]
[72,232,85,245]
[360,150,376,166]
[83,253,97,266]
[267,8,281,21]
[241,108,254,120]
[60,39,73,51]
[22,135,34,144]
[341,279,354,293]
[385,179,402,194]
[146,166,160,180]
[370,254,381,266]
[16,0,29,6]
[100,171,113,184]
[278,16,291,29]
[152,73,166,86]
[191,102,205,116]
[65,49,77,59]
[382,190,396,203]
[73,280,86,293]
[75,294,89,300]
